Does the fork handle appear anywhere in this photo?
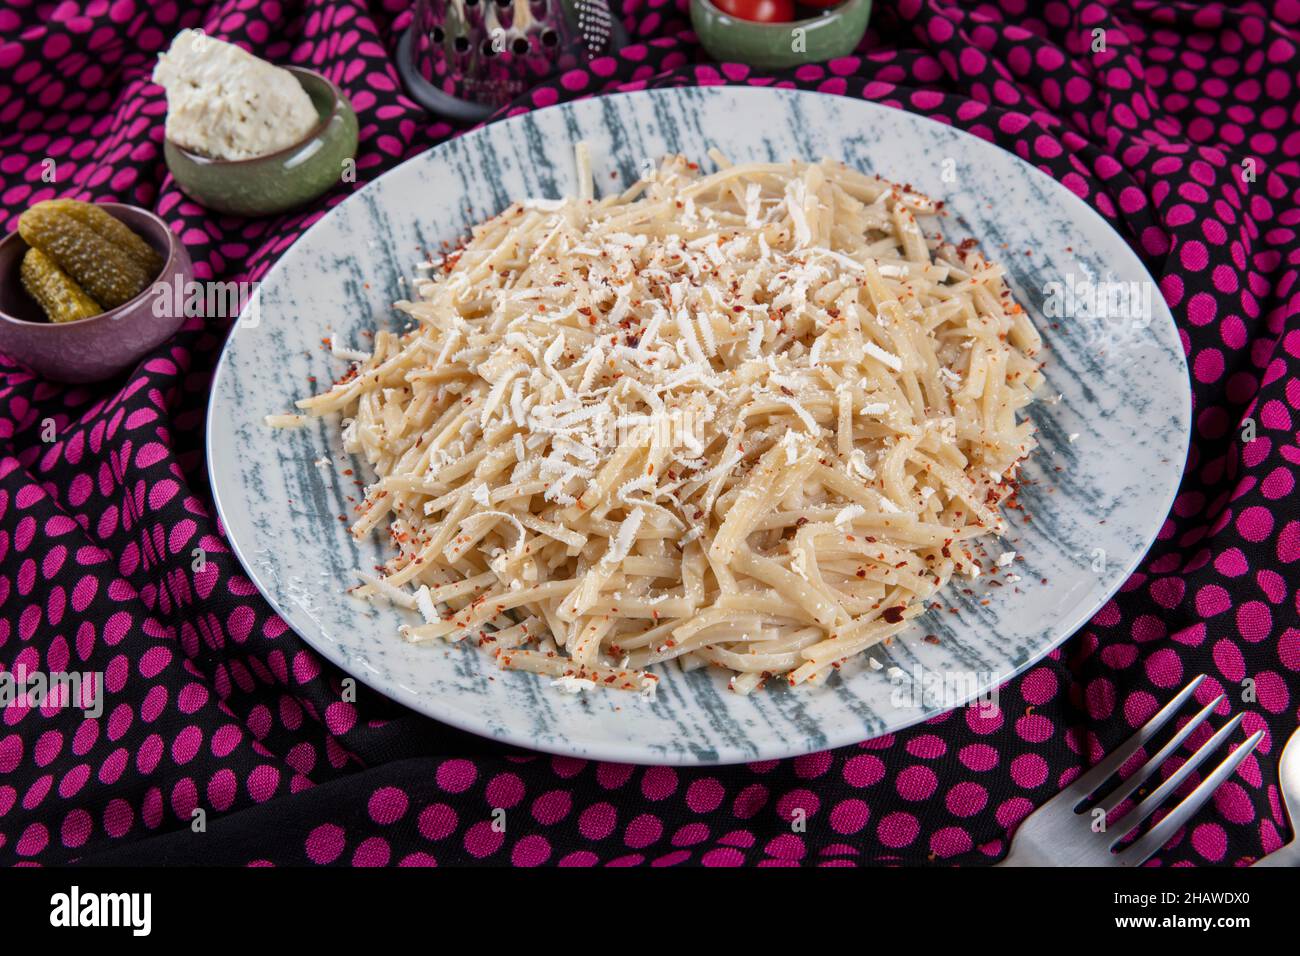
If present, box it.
[1252,841,1300,867]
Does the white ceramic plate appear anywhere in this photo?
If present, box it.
[207,87,1190,765]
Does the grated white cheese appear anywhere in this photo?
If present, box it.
[357,571,416,609]
[849,449,875,480]
[863,342,903,371]
[415,585,439,624]
[552,675,597,694]
[329,337,371,362]
[602,508,645,568]
[834,504,865,527]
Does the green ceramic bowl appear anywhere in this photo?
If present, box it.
[690,0,872,71]
[163,66,359,218]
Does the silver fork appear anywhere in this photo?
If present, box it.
[1253,724,1299,866]
[1002,675,1264,866]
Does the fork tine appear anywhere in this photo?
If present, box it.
[1062,674,1206,806]
[1118,729,1265,866]
[1107,712,1248,851]
[1098,693,1225,819]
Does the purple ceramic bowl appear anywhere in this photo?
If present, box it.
[0,202,192,383]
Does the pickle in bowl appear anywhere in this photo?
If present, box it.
[16,199,163,319]
[19,247,103,324]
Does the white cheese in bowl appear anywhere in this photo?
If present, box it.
[152,30,321,162]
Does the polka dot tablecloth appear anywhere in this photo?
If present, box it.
[1,0,1298,867]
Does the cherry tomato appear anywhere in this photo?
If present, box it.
[797,0,844,6]
[713,0,797,23]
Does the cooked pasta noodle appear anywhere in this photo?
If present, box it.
[279,148,1044,697]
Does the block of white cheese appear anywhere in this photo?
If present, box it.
[152,30,321,161]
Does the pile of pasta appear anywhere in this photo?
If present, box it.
[285,149,1044,696]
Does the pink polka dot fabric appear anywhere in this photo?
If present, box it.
[1,0,1298,867]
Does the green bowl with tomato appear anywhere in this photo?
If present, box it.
[690,0,871,70]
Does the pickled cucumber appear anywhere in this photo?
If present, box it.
[19,247,103,323]
[42,199,162,275]
[18,201,156,308]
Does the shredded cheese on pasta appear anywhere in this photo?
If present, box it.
[284,149,1044,696]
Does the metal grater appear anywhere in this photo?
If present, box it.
[397,0,627,122]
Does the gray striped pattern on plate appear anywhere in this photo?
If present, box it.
[207,87,1190,765]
